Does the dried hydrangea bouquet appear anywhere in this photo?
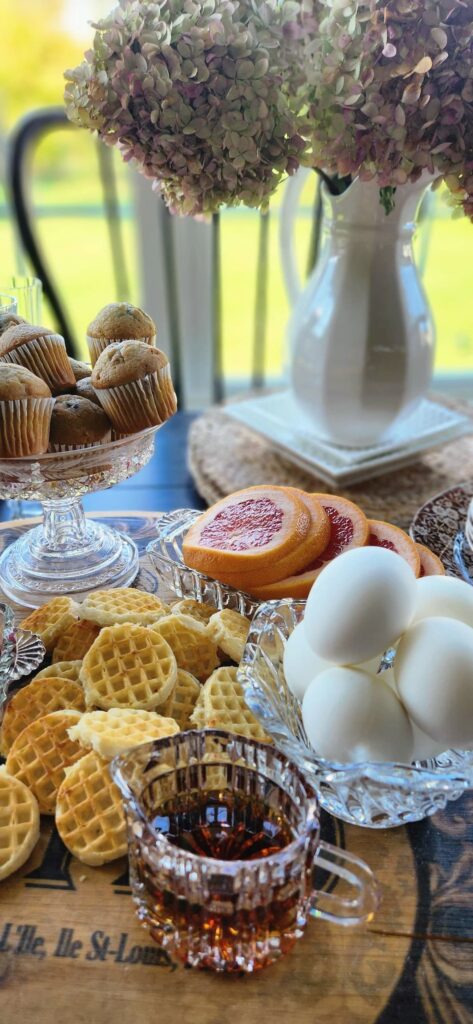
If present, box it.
[65,0,307,216]
[65,0,473,446]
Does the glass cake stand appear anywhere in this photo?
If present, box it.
[0,428,159,608]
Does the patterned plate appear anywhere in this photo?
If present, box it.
[410,482,473,583]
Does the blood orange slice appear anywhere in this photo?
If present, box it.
[249,495,369,600]
[416,543,446,577]
[221,490,330,589]
[368,520,420,577]
[182,485,312,584]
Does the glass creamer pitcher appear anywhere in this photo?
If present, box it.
[111,730,379,973]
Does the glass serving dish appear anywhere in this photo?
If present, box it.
[238,600,473,829]
[0,604,16,707]
[147,509,259,615]
[0,602,45,710]
[0,427,160,608]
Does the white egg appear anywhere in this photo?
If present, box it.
[303,546,416,665]
[395,617,473,746]
[413,575,473,628]
[283,621,330,700]
[302,666,413,764]
[410,722,448,762]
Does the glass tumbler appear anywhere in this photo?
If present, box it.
[0,278,43,520]
[111,731,379,973]
[0,276,42,322]
[0,294,18,317]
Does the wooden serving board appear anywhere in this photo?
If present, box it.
[2,801,473,1024]
[1,514,472,1023]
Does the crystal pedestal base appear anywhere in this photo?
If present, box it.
[0,514,139,608]
[0,427,159,608]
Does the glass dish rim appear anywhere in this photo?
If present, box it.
[238,598,473,785]
[112,728,320,870]
[0,424,159,466]
[147,508,261,612]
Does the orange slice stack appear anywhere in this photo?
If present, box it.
[183,485,330,588]
[250,494,369,599]
[182,486,446,600]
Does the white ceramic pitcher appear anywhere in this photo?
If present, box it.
[280,168,436,448]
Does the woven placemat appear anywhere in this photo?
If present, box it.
[188,397,473,530]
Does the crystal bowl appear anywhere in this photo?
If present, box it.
[147,509,260,615]
[0,602,45,710]
[0,427,160,607]
[238,600,473,829]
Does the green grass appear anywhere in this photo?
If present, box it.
[1,166,472,382]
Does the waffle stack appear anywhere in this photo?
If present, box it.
[0,586,257,878]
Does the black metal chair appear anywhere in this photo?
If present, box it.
[6,107,136,362]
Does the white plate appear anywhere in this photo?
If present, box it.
[224,391,472,485]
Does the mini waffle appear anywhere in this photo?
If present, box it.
[171,599,218,625]
[170,670,201,730]
[55,751,127,865]
[52,619,101,664]
[151,614,219,682]
[0,678,85,755]
[80,623,177,711]
[20,598,79,653]
[34,660,83,683]
[0,766,40,881]
[79,588,170,626]
[67,708,180,760]
[207,609,250,664]
[192,667,270,742]
[5,710,84,815]
[189,688,206,729]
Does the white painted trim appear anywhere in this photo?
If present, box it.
[172,214,214,409]
[131,171,174,362]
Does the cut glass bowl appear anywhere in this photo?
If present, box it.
[0,427,160,607]
[0,602,45,710]
[238,600,473,829]
[147,509,259,615]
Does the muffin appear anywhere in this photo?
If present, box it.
[0,313,27,337]
[75,376,101,406]
[0,364,54,458]
[0,323,75,394]
[91,340,177,433]
[48,395,112,451]
[86,303,156,366]
[69,357,92,382]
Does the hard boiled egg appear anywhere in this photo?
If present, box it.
[283,621,330,700]
[303,547,417,665]
[302,666,413,764]
[395,617,473,747]
[283,621,383,700]
[412,575,473,629]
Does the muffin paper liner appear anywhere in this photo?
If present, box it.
[0,397,54,458]
[87,334,156,367]
[95,366,177,433]
[47,436,111,453]
[0,336,75,392]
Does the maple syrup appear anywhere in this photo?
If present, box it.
[136,789,305,970]
[152,789,294,860]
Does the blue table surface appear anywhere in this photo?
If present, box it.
[0,412,206,522]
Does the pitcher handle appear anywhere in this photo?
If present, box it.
[279,166,314,306]
[309,840,380,927]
